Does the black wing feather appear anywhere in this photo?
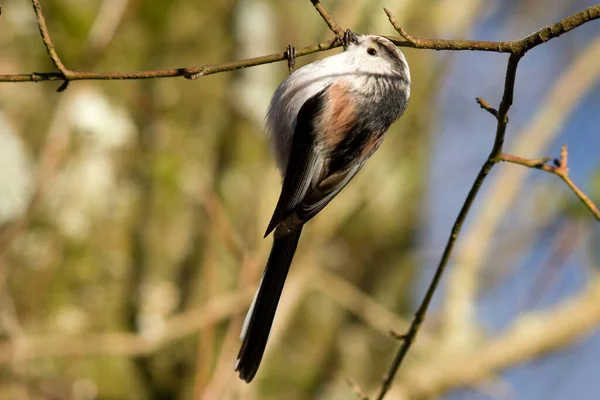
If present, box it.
[264,87,329,237]
[238,81,382,382]
[295,164,362,222]
[265,84,373,237]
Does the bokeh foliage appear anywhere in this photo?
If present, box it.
[0,1,598,399]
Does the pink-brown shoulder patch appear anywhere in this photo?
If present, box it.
[316,80,357,149]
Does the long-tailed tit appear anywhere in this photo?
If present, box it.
[236,30,411,382]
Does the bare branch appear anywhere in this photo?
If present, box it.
[31,0,72,90]
[375,50,524,400]
[397,279,600,398]
[310,0,344,37]
[384,5,600,53]
[377,17,600,395]
[1,39,339,83]
[2,2,599,397]
[383,8,417,45]
[500,145,600,221]
[1,5,598,84]
[346,378,369,400]
[311,270,433,344]
[441,34,600,371]
[475,97,503,121]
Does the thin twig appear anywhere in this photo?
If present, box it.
[396,279,600,399]
[374,50,524,400]
[441,34,600,363]
[389,330,407,340]
[384,6,599,53]
[2,1,599,397]
[378,27,599,395]
[310,0,344,36]
[475,97,502,120]
[500,145,600,220]
[4,38,339,82]
[346,378,369,400]
[311,270,427,342]
[383,8,417,44]
[31,0,72,90]
[0,0,132,288]
[2,6,598,84]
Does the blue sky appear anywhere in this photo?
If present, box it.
[421,1,600,398]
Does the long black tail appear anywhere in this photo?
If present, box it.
[235,227,303,382]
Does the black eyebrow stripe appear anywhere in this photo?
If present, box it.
[374,38,398,59]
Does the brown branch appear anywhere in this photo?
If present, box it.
[310,0,344,37]
[397,279,600,398]
[384,5,600,53]
[311,270,434,343]
[383,8,418,44]
[0,0,131,294]
[1,6,598,84]
[31,0,73,91]
[475,97,498,118]
[374,8,594,395]
[500,145,600,221]
[441,34,600,360]
[1,39,339,82]
[374,47,523,400]
[346,378,369,400]
[377,20,599,394]
[2,1,599,396]
[476,97,508,124]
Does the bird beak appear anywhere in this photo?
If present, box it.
[342,29,359,50]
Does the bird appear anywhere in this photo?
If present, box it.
[235,29,411,383]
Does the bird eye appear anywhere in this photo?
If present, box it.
[367,47,377,56]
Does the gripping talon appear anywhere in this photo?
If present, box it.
[342,29,358,49]
[285,45,296,75]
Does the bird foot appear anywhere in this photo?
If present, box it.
[285,44,296,75]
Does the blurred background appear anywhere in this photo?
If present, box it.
[0,0,599,399]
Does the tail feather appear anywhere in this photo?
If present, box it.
[235,227,303,382]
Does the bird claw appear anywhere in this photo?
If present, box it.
[342,29,358,49]
[285,45,296,75]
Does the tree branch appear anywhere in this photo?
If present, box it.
[1,5,597,84]
[384,5,600,53]
[375,6,599,398]
[475,97,498,118]
[375,52,524,400]
[347,378,369,400]
[397,279,600,399]
[500,145,600,221]
[440,34,600,374]
[31,0,72,91]
[476,97,508,123]
[3,2,600,397]
[310,0,344,37]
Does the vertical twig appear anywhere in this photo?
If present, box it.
[310,0,345,36]
[375,53,523,400]
[31,0,72,90]
[499,145,600,221]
